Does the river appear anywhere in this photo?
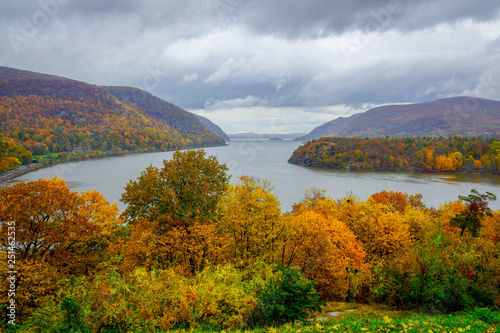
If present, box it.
[7,140,500,211]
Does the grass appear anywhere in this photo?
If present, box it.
[159,304,499,333]
[33,153,59,159]
[290,304,499,333]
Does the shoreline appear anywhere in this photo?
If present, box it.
[289,161,499,176]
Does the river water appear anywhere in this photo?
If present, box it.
[7,140,500,212]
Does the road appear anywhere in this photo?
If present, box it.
[0,163,41,184]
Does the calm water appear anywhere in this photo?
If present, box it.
[8,140,500,212]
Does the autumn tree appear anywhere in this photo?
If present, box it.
[287,191,368,300]
[336,199,413,261]
[284,210,366,301]
[218,176,285,268]
[122,149,229,227]
[371,190,426,213]
[120,149,229,274]
[0,177,121,273]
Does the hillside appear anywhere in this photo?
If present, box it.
[289,136,500,174]
[0,66,225,173]
[296,97,500,140]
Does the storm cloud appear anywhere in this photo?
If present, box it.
[1,0,500,133]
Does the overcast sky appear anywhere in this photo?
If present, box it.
[1,0,500,134]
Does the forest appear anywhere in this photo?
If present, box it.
[289,136,500,174]
[0,68,225,174]
[0,150,499,332]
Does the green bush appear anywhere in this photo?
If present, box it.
[257,267,325,325]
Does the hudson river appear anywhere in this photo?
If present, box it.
[8,140,500,211]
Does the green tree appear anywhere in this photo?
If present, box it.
[450,189,497,237]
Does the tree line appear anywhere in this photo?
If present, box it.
[289,136,500,174]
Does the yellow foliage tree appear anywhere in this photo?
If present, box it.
[120,218,224,275]
[218,176,285,267]
[336,199,413,261]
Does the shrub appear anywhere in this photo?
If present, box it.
[188,265,257,330]
[258,267,325,325]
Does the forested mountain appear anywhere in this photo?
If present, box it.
[296,97,500,141]
[289,136,500,174]
[0,66,225,173]
[103,86,209,134]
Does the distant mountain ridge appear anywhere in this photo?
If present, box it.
[0,66,226,172]
[296,97,500,140]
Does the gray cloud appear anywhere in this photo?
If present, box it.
[1,0,500,133]
[239,0,500,38]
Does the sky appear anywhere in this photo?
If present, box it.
[1,0,500,134]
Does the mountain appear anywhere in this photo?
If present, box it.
[295,114,361,141]
[195,114,230,141]
[296,97,500,140]
[0,66,225,173]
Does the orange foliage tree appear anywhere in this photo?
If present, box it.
[0,178,122,320]
[284,210,367,301]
